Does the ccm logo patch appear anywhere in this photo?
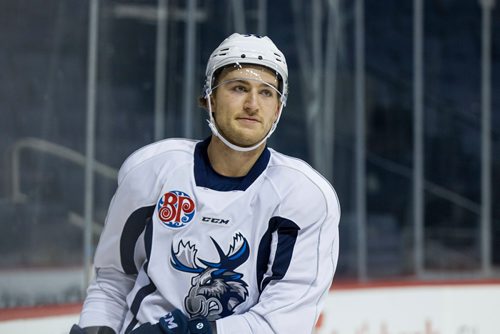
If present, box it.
[202,216,230,225]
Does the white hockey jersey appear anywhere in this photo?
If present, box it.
[79,138,340,334]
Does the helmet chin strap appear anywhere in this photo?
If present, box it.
[205,93,284,152]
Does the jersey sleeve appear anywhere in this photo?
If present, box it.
[79,268,136,331]
[78,153,159,332]
[216,175,341,334]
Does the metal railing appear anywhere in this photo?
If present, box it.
[11,137,117,203]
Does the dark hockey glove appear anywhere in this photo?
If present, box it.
[159,309,212,334]
[69,324,116,334]
[132,309,212,334]
[129,322,165,334]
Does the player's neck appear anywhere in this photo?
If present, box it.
[207,136,266,177]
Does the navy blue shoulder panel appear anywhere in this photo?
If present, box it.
[120,205,156,275]
[194,137,270,191]
[124,214,157,334]
[256,216,301,293]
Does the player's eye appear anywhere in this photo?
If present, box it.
[260,88,274,98]
[232,85,248,93]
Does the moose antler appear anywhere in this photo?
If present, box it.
[199,233,249,270]
[227,233,247,259]
[171,240,204,273]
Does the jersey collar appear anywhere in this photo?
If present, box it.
[194,137,270,191]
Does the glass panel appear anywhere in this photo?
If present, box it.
[364,0,414,278]
[423,0,482,274]
[1,0,499,311]
[491,5,500,268]
[1,0,89,307]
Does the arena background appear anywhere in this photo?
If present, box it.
[1,0,500,332]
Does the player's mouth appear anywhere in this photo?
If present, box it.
[236,117,260,125]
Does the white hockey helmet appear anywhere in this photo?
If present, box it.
[204,33,288,105]
[203,33,289,152]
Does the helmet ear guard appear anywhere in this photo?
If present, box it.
[203,33,288,152]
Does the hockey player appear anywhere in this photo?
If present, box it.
[71,33,340,334]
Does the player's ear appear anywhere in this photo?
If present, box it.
[274,103,281,120]
[197,94,216,111]
[209,94,216,110]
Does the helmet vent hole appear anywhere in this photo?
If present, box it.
[241,54,246,58]
[258,56,263,60]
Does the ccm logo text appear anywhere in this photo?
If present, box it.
[202,217,230,225]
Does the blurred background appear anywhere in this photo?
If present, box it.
[1,0,499,311]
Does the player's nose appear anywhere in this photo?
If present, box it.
[243,90,259,113]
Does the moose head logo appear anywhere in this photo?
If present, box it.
[170,233,250,321]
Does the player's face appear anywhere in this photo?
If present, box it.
[210,65,281,148]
